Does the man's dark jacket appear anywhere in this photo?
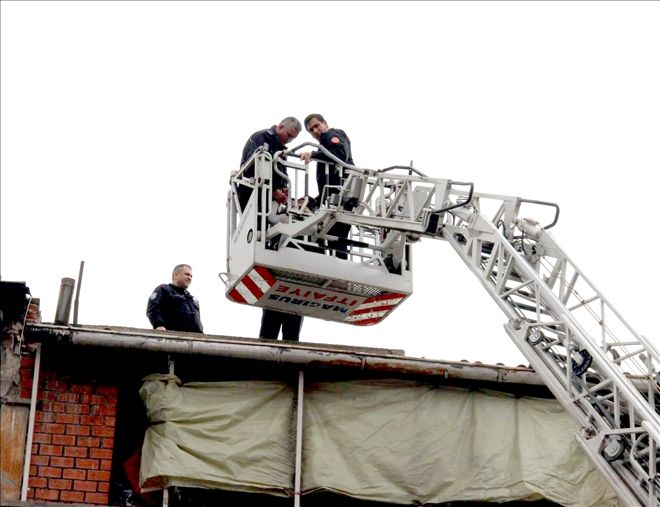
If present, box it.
[310,128,353,203]
[146,283,203,333]
[238,126,289,209]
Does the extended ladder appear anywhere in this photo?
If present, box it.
[225,144,660,504]
[439,193,660,505]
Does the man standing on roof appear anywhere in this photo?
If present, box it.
[121,265,201,505]
[146,264,203,333]
[241,117,305,342]
[238,117,302,210]
[300,113,354,259]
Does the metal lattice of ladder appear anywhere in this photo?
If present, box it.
[443,193,660,506]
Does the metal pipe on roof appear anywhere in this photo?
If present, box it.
[20,343,41,502]
[54,278,75,324]
[65,328,545,386]
[73,261,84,325]
[293,371,304,507]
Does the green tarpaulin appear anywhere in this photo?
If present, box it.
[140,377,619,506]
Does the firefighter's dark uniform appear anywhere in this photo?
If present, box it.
[309,128,354,260]
[146,283,203,333]
[240,126,303,342]
[310,128,354,202]
[238,126,289,211]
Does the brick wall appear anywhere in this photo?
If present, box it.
[20,355,118,504]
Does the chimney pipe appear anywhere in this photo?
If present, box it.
[54,278,75,324]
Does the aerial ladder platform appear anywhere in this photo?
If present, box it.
[223,143,660,505]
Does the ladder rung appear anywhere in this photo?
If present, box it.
[568,294,600,311]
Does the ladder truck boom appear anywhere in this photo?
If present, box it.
[223,143,660,505]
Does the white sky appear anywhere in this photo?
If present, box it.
[2,1,659,367]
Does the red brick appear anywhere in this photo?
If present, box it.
[95,385,118,396]
[64,446,88,458]
[87,470,111,481]
[37,390,56,401]
[50,456,75,468]
[38,466,62,478]
[89,448,112,459]
[66,424,90,436]
[76,458,99,470]
[60,490,85,502]
[39,423,65,434]
[99,459,112,471]
[102,396,116,406]
[90,404,115,416]
[30,464,37,475]
[52,434,76,446]
[44,380,68,391]
[31,455,49,466]
[27,489,34,500]
[48,478,72,490]
[32,443,39,455]
[91,426,115,438]
[55,413,80,425]
[21,388,32,398]
[73,479,97,492]
[21,355,35,367]
[80,415,105,426]
[39,401,53,412]
[41,400,64,413]
[66,403,90,415]
[56,392,80,403]
[104,416,116,427]
[29,477,47,488]
[35,488,59,501]
[20,375,33,389]
[51,402,66,413]
[35,411,56,423]
[33,432,52,444]
[89,395,106,405]
[77,436,101,447]
[71,383,94,394]
[100,437,114,449]
[86,492,109,504]
[63,468,86,480]
[41,400,66,412]
[97,481,110,493]
[39,444,63,456]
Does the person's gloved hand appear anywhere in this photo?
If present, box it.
[273,188,289,205]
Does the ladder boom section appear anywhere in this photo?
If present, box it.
[443,195,660,506]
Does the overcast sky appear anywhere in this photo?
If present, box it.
[2,1,659,367]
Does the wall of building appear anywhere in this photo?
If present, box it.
[20,354,118,505]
